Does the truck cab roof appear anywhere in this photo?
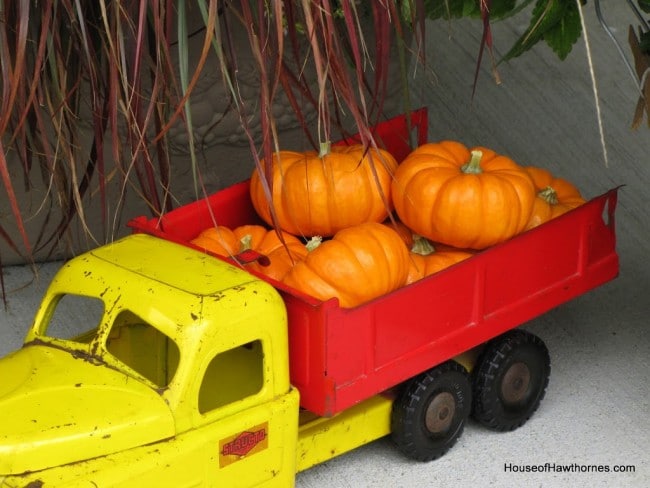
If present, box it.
[90,233,260,296]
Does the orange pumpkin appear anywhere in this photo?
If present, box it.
[232,224,272,252]
[234,225,309,281]
[282,222,410,308]
[524,166,586,230]
[250,143,399,237]
[406,237,473,284]
[190,226,239,256]
[392,140,536,250]
[381,220,416,249]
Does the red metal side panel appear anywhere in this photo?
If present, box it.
[276,189,618,416]
[337,191,617,414]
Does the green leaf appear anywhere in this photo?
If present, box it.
[638,0,650,14]
[421,0,527,21]
[501,0,568,61]
[422,0,473,19]
[543,3,582,60]
[488,0,519,18]
[640,31,650,54]
[461,0,480,16]
[400,0,414,21]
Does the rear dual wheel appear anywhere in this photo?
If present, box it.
[472,329,550,431]
[391,329,550,462]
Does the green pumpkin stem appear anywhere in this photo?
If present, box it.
[411,234,436,255]
[239,234,253,252]
[461,150,483,174]
[318,142,331,158]
[538,186,559,205]
[306,236,323,252]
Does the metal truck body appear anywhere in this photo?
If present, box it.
[0,111,620,486]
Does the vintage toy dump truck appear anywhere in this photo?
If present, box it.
[0,111,619,487]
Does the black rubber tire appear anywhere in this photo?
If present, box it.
[472,329,550,432]
[391,361,472,462]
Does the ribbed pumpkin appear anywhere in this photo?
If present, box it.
[191,224,307,281]
[282,222,410,308]
[190,226,239,256]
[381,220,416,249]
[392,140,536,250]
[234,225,309,281]
[250,143,399,237]
[524,166,586,230]
[405,237,473,285]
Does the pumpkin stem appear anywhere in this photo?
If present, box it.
[538,186,559,205]
[411,235,436,255]
[239,234,253,252]
[461,150,483,174]
[306,236,323,252]
[318,142,331,158]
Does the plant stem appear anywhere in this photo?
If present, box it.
[306,236,323,251]
[319,141,331,158]
[411,235,436,255]
[239,234,253,252]
[538,186,559,205]
[461,150,484,174]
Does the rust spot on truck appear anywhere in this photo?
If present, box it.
[25,481,44,488]
[25,339,110,368]
[106,294,122,316]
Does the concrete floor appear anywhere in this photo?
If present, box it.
[1,3,649,487]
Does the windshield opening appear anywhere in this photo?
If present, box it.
[106,310,180,388]
[43,293,104,343]
[39,293,180,388]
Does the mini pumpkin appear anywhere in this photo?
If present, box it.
[234,225,309,281]
[405,236,473,284]
[524,166,586,230]
[392,140,536,250]
[191,224,307,281]
[250,143,398,237]
[381,220,416,249]
[190,226,239,256]
[282,222,410,308]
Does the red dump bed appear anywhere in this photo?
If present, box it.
[129,110,619,416]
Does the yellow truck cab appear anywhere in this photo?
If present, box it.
[0,234,303,487]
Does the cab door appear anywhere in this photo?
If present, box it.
[194,339,300,487]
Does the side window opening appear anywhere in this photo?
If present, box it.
[106,310,180,388]
[198,340,265,414]
[44,293,104,343]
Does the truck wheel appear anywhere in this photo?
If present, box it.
[391,361,471,462]
[472,329,550,431]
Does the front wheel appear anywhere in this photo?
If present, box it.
[472,329,550,431]
[391,361,472,462]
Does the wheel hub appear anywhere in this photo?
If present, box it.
[425,391,456,434]
[501,361,531,405]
